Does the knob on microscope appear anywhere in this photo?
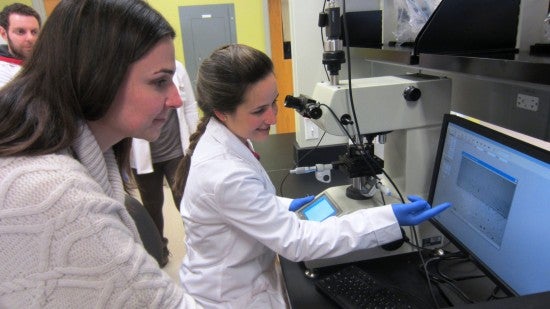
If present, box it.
[403,86,421,101]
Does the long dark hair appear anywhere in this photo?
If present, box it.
[0,0,175,189]
[174,44,274,195]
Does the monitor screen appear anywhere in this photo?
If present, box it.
[299,194,339,222]
[428,114,550,296]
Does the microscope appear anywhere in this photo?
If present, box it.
[285,1,451,270]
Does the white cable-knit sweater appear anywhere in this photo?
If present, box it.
[0,125,198,308]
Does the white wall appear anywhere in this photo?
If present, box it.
[289,0,550,147]
[289,0,380,148]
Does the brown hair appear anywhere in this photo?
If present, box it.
[0,0,175,191]
[174,44,274,195]
[0,3,41,29]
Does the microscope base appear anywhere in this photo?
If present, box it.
[301,185,444,270]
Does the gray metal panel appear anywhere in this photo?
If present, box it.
[179,4,237,89]
[367,61,550,142]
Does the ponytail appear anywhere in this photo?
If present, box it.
[174,116,210,196]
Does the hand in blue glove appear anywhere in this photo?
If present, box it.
[289,195,315,211]
[392,195,451,226]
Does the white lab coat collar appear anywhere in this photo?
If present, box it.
[207,117,263,171]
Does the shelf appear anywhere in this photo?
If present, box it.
[419,52,550,85]
[357,47,550,86]
[355,0,550,85]
[358,46,417,65]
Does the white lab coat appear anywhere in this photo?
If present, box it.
[0,58,21,89]
[131,61,199,174]
[179,118,402,308]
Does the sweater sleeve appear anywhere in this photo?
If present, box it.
[0,155,198,308]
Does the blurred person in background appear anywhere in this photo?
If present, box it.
[0,3,41,88]
[131,59,199,267]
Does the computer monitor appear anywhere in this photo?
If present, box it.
[428,113,550,296]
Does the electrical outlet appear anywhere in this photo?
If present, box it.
[516,93,539,111]
[304,118,319,140]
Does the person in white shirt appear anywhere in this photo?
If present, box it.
[174,44,451,308]
[131,60,199,267]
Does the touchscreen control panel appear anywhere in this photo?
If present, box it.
[296,193,342,221]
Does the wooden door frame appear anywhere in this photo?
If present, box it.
[268,0,295,133]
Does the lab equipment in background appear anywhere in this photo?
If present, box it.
[283,1,451,271]
[429,114,550,297]
[288,73,451,199]
[543,12,550,43]
[290,163,333,183]
[285,73,451,270]
[529,11,550,55]
[393,0,441,45]
[318,0,345,85]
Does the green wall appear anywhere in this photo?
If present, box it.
[1,0,268,66]
[149,0,267,65]
[0,0,33,9]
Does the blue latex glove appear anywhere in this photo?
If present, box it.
[392,195,451,226]
[289,195,315,211]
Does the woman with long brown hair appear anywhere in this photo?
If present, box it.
[0,0,198,307]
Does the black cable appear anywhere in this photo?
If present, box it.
[318,1,407,203]
[320,1,330,81]
[409,225,442,309]
[422,256,443,308]
[381,169,405,203]
[278,171,291,196]
[421,256,478,305]
[320,102,406,203]
[404,239,426,251]
[435,257,486,282]
[341,0,361,145]
[320,103,378,177]
[343,1,410,203]
[278,131,327,196]
[433,275,476,304]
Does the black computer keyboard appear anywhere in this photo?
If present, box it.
[315,265,430,309]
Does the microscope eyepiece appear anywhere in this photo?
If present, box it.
[284,95,323,120]
[283,95,303,110]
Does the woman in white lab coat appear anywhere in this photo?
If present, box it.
[174,44,451,309]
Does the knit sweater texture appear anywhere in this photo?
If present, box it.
[0,125,194,308]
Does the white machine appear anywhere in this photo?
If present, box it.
[311,74,451,198]
[283,1,453,271]
[285,74,452,270]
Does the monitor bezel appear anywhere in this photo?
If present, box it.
[427,113,550,297]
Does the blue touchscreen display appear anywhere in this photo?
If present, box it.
[301,195,337,221]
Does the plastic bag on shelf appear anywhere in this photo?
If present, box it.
[543,12,550,43]
[393,0,441,44]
